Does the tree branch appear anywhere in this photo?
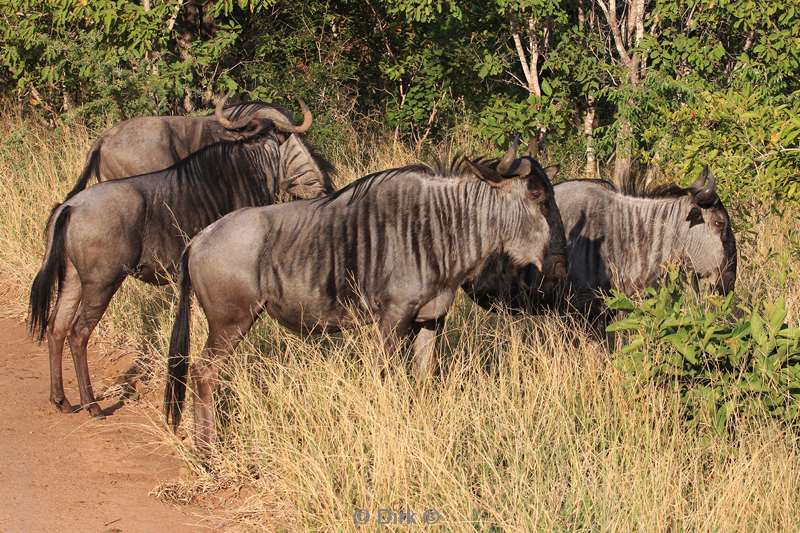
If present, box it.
[596,0,632,66]
[512,29,533,90]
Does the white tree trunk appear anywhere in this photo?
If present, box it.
[584,97,597,178]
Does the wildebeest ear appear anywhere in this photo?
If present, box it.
[686,206,705,227]
[543,165,560,181]
[279,134,331,198]
[689,165,710,190]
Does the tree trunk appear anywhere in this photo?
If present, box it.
[512,17,548,158]
[176,2,201,113]
[613,55,641,189]
[595,0,648,190]
[583,96,597,178]
[613,116,634,189]
[62,88,75,112]
[527,134,540,158]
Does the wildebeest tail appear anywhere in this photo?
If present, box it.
[164,247,192,432]
[64,141,101,201]
[28,205,72,342]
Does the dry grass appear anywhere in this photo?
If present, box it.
[1,110,799,531]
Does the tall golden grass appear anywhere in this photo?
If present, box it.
[1,110,798,531]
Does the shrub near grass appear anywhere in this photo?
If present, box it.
[608,270,800,433]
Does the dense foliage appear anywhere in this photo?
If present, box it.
[1,0,799,196]
[608,270,800,431]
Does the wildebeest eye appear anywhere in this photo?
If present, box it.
[713,220,725,229]
[527,189,542,201]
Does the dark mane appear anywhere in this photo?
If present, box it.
[103,130,284,227]
[563,178,690,199]
[314,165,426,207]
[560,178,617,190]
[119,128,280,182]
[429,154,495,178]
[315,155,491,208]
[170,138,274,187]
[643,183,692,198]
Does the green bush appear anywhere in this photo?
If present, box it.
[647,89,800,208]
[607,270,800,433]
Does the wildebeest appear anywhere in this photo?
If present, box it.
[464,166,737,323]
[163,142,568,450]
[65,98,312,199]
[29,114,333,417]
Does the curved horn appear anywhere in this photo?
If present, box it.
[693,166,718,206]
[214,94,251,130]
[497,134,519,176]
[689,165,710,190]
[272,98,313,134]
[704,169,716,192]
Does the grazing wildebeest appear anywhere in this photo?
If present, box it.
[464,166,737,323]
[65,98,312,199]
[28,114,333,417]
[163,142,568,450]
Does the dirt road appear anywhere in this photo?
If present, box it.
[0,313,207,532]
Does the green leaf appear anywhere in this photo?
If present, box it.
[751,312,768,346]
[606,292,635,312]
[606,317,642,333]
[714,402,730,434]
[541,78,552,97]
[778,328,800,340]
[766,297,787,331]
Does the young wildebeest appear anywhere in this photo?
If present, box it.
[65,98,312,199]
[464,166,737,323]
[163,142,568,450]
[29,115,333,417]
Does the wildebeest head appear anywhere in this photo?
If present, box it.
[215,97,333,200]
[465,137,568,279]
[679,166,737,293]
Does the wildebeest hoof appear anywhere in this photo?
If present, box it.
[86,403,105,418]
[50,397,74,413]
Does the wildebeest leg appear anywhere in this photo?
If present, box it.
[410,317,445,383]
[376,310,415,379]
[46,261,81,412]
[67,280,122,417]
[192,315,256,452]
[410,290,454,383]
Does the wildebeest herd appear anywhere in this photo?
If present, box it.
[28,98,737,453]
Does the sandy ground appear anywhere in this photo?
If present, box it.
[0,313,211,532]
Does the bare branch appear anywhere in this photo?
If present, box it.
[596,0,632,66]
[506,71,532,91]
[512,30,534,90]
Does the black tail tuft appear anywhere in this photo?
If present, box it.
[64,143,101,201]
[28,206,72,342]
[164,248,192,432]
